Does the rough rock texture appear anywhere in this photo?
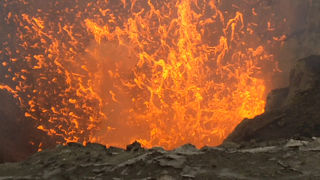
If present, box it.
[1,139,320,179]
[226,55,320,144]
[264,87,289,112]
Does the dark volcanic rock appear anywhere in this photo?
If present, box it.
[265,87,289,112]
[1,138,320,179]
[67,142,83,148]
[225,55,320,144]
[126,141,143,152]
[86,143,107,151]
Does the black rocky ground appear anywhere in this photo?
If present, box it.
[1,138,320,180]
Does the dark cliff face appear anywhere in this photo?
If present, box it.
[0,90,55,163]
[0,91,37,163]
[225,55,320,144]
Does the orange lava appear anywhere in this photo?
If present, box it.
[0,0,283,149]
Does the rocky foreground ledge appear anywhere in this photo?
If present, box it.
[1,138,320,180]
[1,55,320,180]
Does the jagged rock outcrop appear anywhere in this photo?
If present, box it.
[225,55,320,144]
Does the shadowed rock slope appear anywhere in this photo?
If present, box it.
[225,55,320,144]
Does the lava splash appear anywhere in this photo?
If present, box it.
[0,0,284,149]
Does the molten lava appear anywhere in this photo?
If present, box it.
[0,0,285,149]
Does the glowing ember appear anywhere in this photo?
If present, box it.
[0,0,284,149]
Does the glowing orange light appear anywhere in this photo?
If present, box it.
[1,0,282,150]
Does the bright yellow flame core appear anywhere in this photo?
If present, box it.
[1,0,280,149]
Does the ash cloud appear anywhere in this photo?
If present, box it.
[269,0,318,88]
